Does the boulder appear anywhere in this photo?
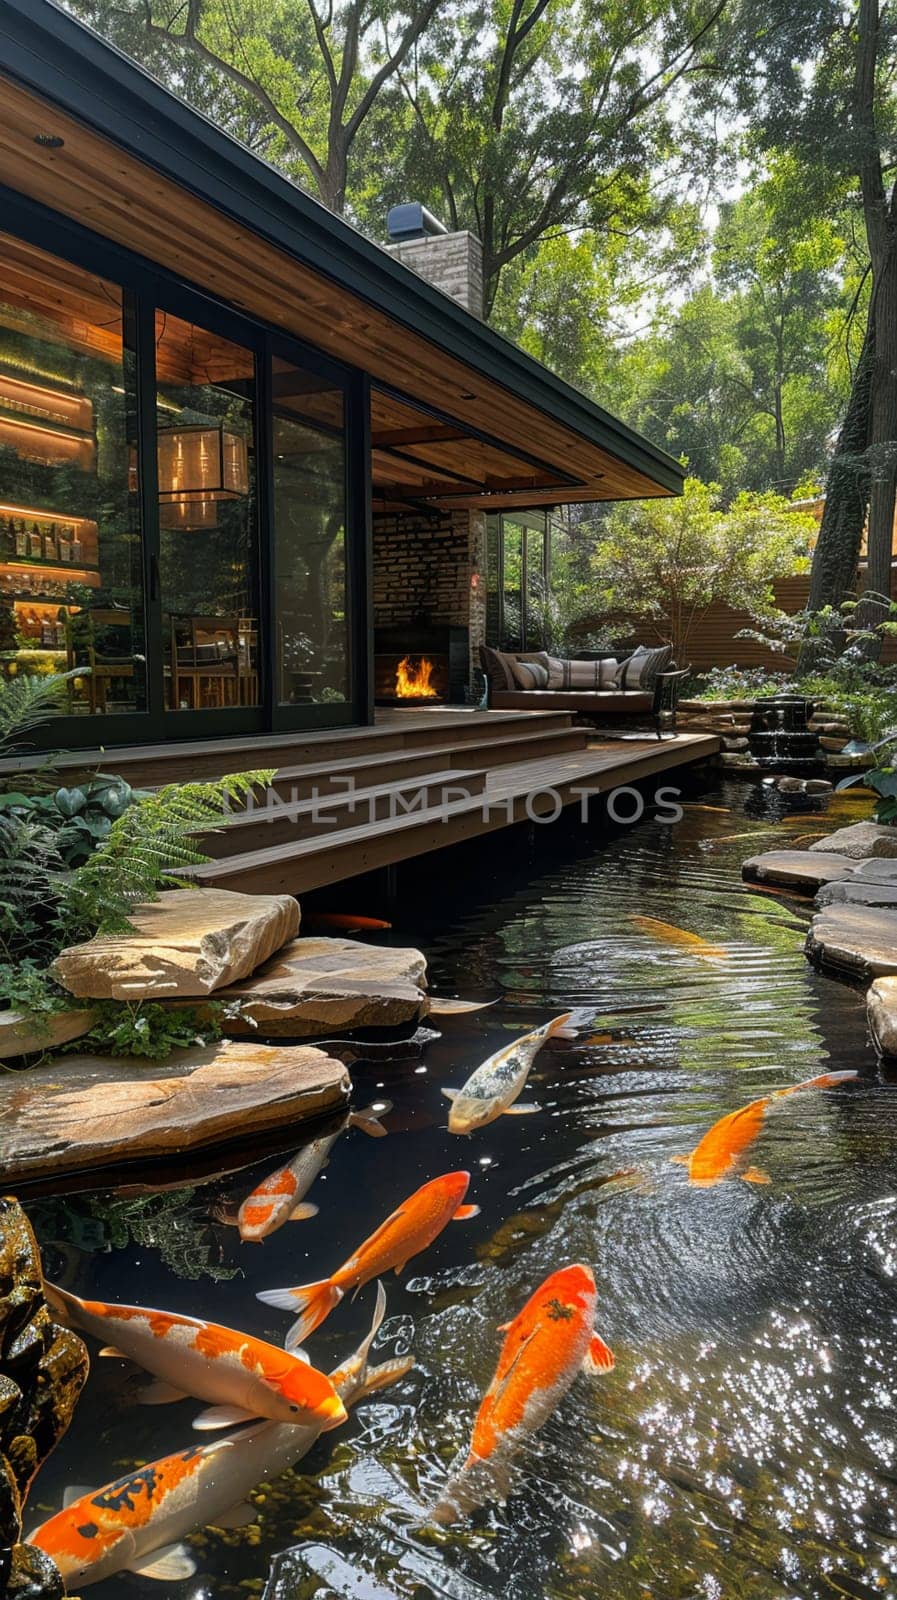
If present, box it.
[220,937,428,1038]
[867,977,897,1057]
[805,904,897,980]
[805,779,833,795]
[52,888,300,1000]
[808,822,897,860]
[0,1198,89,1599]
[0,1039,349,1183]
[0,1006,96,1062]
[742,850,857,892]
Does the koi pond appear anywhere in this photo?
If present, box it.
[23,777,897,1600]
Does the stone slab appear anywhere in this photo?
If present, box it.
[0,1006,96,1061]
[805,904,897,980]
[219,936,427,1037]
[0,1039,349,1183]
[815,880,897,910]
[742,850,857,892]
[53,888,300,1000]
[867,976,897,1057]
[808,822,897,860]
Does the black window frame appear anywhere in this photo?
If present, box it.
[0,183,369,750]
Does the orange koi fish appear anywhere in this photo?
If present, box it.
[45,1285,346,1433]
[303,913,392,932]
[630,915,728,963]
[672,1069,858,1186]
[258,1171,479,1347]
[234,1102,391,1242]
[433,1264,613,1524]
[30,1285,410,1589]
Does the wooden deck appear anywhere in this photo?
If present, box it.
[181,708,720,893]
[3,706,719,892]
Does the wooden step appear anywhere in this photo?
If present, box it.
[202,769,487,857]
[187,734,720,896]
[40,709,577,789]
[265,724,589,801]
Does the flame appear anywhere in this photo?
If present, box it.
[395,655,438,699]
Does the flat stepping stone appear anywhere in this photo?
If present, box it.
[867,977,897,1057]
[809,822,897,860]
[0,1005,96,1061]
[220,936,427,1037]
[53,888,299,1000]
[816,879,897,910]
[805,904,897,981]
[742,850,857,892]
[0,1039,348,1184]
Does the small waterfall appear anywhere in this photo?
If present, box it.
[747,694,821,771]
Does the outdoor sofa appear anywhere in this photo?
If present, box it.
[480,644,688,738]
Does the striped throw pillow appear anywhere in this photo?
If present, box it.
[510,657,550,689]
[619,644,672,689]
[544,656,609,690]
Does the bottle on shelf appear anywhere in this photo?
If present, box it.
[43,522,58,563]
[14,522,27,558]
[28,522,42,560]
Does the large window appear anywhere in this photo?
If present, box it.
[0,217,358,744]
[155,313,259,712]
[0,231,145,715]
[486,510,551,652]
[272,356,348,707]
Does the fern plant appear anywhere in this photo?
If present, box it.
[0,671,78,758]
[54,769,275,946]
[0,812,65,963]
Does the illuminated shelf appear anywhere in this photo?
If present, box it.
[0,557,100,576]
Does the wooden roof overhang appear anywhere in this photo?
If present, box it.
[0,0,685,515]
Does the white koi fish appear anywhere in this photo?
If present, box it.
[442,1013,575,1133]
[44,1285,346,1433]
[29,1285,410,1589]
[231,1102,392,1242]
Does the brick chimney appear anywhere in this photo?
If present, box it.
[385,203,484,320]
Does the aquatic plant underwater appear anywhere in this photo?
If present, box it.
[16,780,897,1599]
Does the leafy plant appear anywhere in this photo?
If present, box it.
[69,999,224,1060]
[693,666,789,701]
[0,776,146,869]
[0,671,76,757]
[54,768,275,946]
[0,959,73,1018]
[0,812,65,964]
[836,728,897,823]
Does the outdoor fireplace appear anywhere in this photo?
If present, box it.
[374,623,469,705]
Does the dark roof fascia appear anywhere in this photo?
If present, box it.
[0,0,685,496]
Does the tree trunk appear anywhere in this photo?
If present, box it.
[796,314,875,673]
[861,246,897,624]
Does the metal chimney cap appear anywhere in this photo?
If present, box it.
[387,202,449,242]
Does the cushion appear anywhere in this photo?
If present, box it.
[490,687,654,713]
[543,656,608,690]
[510,656,550,690]
[598,657,619,689]
[618,644,672,690]
[480,644,517,691]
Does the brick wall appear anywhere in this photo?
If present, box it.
[373,507,487,684]
[385,231,485,319]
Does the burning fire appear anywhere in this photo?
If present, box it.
[395,654,438,699]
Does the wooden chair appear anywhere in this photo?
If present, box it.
[66,607,136,714]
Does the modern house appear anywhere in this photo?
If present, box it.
[0,0,684,756]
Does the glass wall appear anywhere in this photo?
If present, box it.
[155,313,259,712]
[0,230,145,715]
[0,214,358,744]
[485,510,551,652]
[271,356,348,707]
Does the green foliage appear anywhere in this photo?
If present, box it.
[585,478,815,664]
[69,999,223,1060]
[693,666,789,701]
[0,959,73,1019]
[0,777,146,869]
[55,769,275,947]
[0,671,76,757]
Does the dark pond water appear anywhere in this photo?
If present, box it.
[25,778,897,1600]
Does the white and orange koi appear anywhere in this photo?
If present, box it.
[44,1285,347,1432]
[672,1069,859,1186]
[29,1284,410,1589]
[233,1102,391,1242]
[258,1170,479,1347]
[433,1264,613,1523]
[442,1013,575,1133]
